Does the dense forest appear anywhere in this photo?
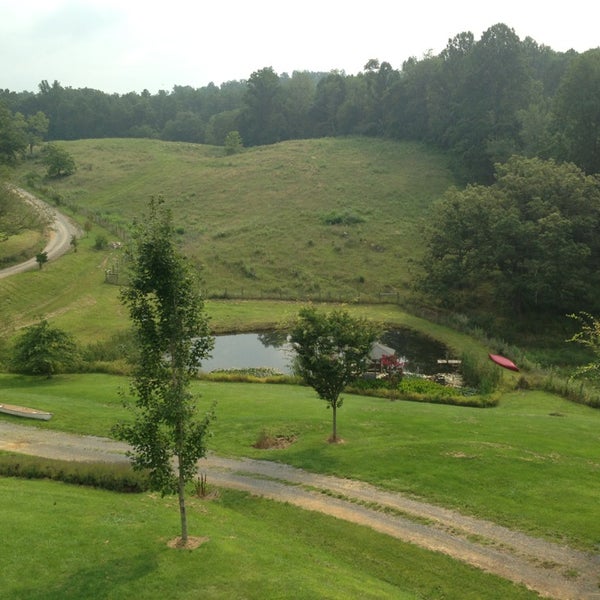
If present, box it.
[1,23,599,184]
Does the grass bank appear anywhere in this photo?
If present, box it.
[1,373,598,551]
[0,479,537,600]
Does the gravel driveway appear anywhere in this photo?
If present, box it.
[0,187,83,279]
[1,421,598,599]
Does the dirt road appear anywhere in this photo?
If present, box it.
[0,187,82,279]
[0,421,598,599]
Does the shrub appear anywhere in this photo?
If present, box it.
[94,234,108,250]
[224,130,243,155]
[23,171,41,187]
[82,330,137,363]
[322,211,365,226]
[10,319,79,377]
[0,454,151,493]
[253,427,298,449]
[460,351,501,394]
[346,375,497,407]
[198,368,299,385]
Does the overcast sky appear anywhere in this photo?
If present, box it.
[1,0,598,95]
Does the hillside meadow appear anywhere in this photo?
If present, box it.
[2,136,458,349]
[15,137,454,301]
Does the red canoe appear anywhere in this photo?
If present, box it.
[488,354,519,372]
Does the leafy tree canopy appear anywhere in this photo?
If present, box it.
[419,156,600,316]
[10,319,78,378]
[291,307,379,442]
[114,197,214,546]
[554,48,600,174]
[43,143,76,178]
[0,102,27,163]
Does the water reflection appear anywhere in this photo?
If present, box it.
[199,328,453,376]
[199,333,294,374]
[380,328,453,375]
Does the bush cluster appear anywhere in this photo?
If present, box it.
[0,453,150,493]
[346,376,497,408]
[82,330,138,364]
[198,368,300,385]
[322,211,365,226]
[460,351,502,394]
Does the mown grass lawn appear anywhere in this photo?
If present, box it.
[0,478,539,600]
[0,229,45,267]
[1,373,598,552]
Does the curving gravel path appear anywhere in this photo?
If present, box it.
[0,187,83,279]
[0,421,598,599]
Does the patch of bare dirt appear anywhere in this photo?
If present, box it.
[327,436,345,444]
[253,433,297,449]
[167,536,209,550]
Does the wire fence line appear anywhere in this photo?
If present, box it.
[104,268,402,305]
[203,289,402,304]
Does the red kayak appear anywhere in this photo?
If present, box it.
[488,354,519,371]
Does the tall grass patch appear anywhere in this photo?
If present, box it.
[16,137,454,302]
[0,453,149,492]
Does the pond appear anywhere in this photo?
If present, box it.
[199,332,294,374]
[379,328,456,375]
[199,328,456,376]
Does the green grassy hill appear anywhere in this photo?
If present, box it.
[19,137,454,300]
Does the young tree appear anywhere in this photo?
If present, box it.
[291,307,378,442]
[26,111,50,154]
[11,319,77,378]
[43,143,76,178]
[115,198,214,547]
[567,312,600,380]
[224,130,243,155]
[35,250,48,269]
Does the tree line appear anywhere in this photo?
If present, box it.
[1,23,599,182]
[418,156,600,318]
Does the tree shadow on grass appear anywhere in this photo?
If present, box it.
[14,553,157,600]
[0,373,67,389]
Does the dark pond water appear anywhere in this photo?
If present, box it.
[379,328,455,375]
[199,328,455,376]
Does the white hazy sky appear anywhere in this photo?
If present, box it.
[1,0,598,94]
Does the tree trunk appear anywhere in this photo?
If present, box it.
[178,459,188,545]
[331,402,337,442]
